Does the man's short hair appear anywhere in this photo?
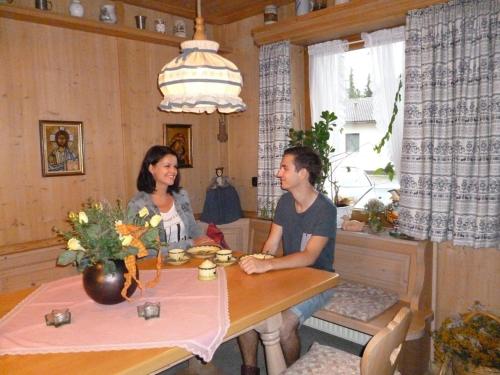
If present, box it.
[284,146,322,186]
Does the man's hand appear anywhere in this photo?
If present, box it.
[239,256,272,274]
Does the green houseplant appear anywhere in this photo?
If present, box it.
[54,200,163,303]
[434,302,500,375]
[288,110,338,195]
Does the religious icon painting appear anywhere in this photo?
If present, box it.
[39,120,85,177]
[164,124,193,168]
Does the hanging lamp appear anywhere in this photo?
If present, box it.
[158,0,246,114]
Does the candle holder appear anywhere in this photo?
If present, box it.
[137,302,161,320]
[45,308,71,327]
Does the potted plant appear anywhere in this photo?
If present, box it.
[289,110,356,228]
[364,198,385,233]
[54,200,163,304]
[434,302,500,375]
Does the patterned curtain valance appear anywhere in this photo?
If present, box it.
[399,0,499,249]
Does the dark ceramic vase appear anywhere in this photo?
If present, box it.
[82,260,138,305]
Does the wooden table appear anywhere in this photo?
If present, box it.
[0,257,338,375]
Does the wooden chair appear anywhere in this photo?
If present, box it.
[284,307,412,375]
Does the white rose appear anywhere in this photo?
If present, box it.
[78,211,88,224]
[149,214,161,228]
[67,238,85,251]
[121,235,133,247]
[138,207,149,218]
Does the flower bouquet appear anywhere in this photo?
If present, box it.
[55,200,163,302]
[434,302,500,375]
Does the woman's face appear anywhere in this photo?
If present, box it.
[148,154,178,188]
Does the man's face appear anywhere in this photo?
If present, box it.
[276,154,303,190]
[56,134,68,147]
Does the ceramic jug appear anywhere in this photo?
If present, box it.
[99,4,117,24]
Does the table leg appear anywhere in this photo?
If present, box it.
[255,313,286,375]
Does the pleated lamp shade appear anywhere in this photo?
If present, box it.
[158,38,246,114]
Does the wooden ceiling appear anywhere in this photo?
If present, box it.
[119,0,294,25]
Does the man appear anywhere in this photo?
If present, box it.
[48,129,78,172]
[238,146,337,375]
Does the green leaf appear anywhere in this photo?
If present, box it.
[57,251,77,266]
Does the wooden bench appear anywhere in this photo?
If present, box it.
[248,219,433,374]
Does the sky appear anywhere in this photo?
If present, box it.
[345,48,371,90]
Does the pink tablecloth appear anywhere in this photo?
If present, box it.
[0,268,229,362]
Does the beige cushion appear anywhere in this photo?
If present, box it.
[322,281,399,322]
[284,342,360,375]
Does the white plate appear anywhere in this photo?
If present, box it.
[240,253,275,261]
[214,256,238,267]
[164,255,190,265]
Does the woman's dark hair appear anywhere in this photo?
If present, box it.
[137,145,180,194]
[283,146,322,186]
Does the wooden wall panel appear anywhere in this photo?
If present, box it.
[213,15,261,213]
[435,243,500,326]
[0,19,125,246]
[0,15,224,247]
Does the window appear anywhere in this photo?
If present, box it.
[309,39,404,208]
[345,133,360,152]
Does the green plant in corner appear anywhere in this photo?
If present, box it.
[288,110,338,194]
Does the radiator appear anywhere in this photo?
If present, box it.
[303,317,372,346]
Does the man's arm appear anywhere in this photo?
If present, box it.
[239,234,328,275]
[261,223,282,255]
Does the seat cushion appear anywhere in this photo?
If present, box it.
[322,281,399,322]
[284,342,360,375]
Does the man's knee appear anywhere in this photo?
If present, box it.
[279,310,299,340]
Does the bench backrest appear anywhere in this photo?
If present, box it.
[335,231,431,310]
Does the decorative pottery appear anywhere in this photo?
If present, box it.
[83,260,138,304]
[69,0,84,18]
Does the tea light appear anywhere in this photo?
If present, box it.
[45,308,71,327]
[198,259,217,281]
[137,302,161,320]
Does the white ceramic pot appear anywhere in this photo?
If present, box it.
[295,0,310,16]
[69,0,84,18]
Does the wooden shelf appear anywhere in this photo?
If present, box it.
[0,5,232,53]
[251,0,445,46]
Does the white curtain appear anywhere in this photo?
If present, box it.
[308,40,348,159]
[361,27,405,180]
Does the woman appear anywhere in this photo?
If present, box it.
[128,145,214,254]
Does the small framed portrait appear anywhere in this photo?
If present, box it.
[39,120,85,177]
[163,124,193,168]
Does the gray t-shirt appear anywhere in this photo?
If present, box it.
[274,192,337,272]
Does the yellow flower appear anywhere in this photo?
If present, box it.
[94,202,103,210]
[138,207,149,218]
[114,220,123,227]
[67,238,85,251]
[78,211,88,224]
[150,214,161,228]
[121,235,133,247]
[68,211,78,221]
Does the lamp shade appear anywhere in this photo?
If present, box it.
[158,40,246,114]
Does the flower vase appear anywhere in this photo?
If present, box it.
[83,259,138,304]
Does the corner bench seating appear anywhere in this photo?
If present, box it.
[311,230,434,374]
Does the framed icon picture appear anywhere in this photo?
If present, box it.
[164,124,193,168]
[39,120,85,177]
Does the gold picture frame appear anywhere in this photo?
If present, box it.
[39,120,85,177]
[163,124,193,168]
